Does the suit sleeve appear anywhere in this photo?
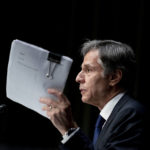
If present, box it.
[59,129,94,150]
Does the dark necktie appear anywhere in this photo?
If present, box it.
[93,115,105,145]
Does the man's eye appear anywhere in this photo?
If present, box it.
[86,68,92,73]
[82,67,93,73]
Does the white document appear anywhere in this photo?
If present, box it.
[6,39,73,118]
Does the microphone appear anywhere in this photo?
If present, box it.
[0,104,7,114]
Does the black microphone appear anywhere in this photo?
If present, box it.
[0,104,7,114]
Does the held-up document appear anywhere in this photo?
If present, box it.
[6,39,73,118]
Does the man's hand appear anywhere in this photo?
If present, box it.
[40,88,78,135]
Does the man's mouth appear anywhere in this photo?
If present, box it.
[80,88,86,94]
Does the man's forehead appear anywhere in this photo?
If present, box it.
[81,63,94,68]
[82,50,100,66]
[81,60,101,69]
[84,49,99,58]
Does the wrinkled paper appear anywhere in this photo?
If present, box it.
[6,39,73,118]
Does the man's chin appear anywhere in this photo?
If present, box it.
[81,97,89,104]
[81,96,94,106]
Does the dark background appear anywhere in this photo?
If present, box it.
[0,0,147,149]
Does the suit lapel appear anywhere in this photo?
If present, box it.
[95,94,129,146]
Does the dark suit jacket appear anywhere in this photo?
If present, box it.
[59,94,148,150]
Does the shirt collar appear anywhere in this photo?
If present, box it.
[100,92,125,121]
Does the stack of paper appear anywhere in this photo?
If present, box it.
[6,39,73,118]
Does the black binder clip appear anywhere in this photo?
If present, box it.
[46,52,61,79]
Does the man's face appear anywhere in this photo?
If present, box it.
[76,50,110,107]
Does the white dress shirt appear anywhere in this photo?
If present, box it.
[100,92,125,123]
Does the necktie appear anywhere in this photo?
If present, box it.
[93,115,105,145]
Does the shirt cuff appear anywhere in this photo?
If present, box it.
[61,127,80,144]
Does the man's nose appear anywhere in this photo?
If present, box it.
[75,71,84,83]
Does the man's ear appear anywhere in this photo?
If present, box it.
[109,69,122,86]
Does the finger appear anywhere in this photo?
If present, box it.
[46,106,59,120]
[39,98,58,107]
[40,97,52,105]
[47,89,69,104]
[42,105,49,111]
[42,104,56,111]
[47,88,62,97]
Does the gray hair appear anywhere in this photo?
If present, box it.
[81,40,137,91]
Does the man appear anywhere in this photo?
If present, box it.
[40,40,146,150]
